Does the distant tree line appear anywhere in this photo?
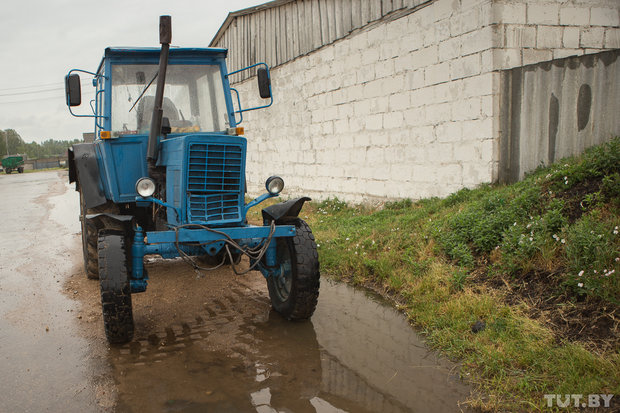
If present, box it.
[0,129,79,159]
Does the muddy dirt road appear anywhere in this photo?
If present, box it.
[1,171,473,412]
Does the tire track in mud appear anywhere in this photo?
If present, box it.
[111,281,271,368]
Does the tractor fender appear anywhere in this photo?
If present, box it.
[70,143,107,209]
[261,197,311,223]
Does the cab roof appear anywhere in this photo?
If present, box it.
[97,47,229,73]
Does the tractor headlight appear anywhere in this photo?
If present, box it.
[135,177,156,197]
[266,176,284,195]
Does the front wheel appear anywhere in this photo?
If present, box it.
[267,219,320,320]
[17,167,23,173]
[98,233,134,344]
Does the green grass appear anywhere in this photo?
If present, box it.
[249,138,620,411]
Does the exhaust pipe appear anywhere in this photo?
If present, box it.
[147,15,172,169]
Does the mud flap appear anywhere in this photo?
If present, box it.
[71,143,107,209]
[85,213,134,234]
[261,197,311,223]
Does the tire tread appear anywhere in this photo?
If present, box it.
[98,233,134,344]
[268,218,320,320]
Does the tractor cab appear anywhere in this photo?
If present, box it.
[90,48,238,139]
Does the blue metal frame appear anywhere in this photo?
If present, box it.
[227,62,274,125]
[244,192,279,216]
[130,223,295,292]
[66,69,107,121]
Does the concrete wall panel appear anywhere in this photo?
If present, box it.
[499,50,620,183]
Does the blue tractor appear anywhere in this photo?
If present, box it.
[64,16,319,344]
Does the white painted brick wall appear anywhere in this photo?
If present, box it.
[496,0,619,71]
[233,0,619,203]
[527,3,560,25]
[560,7,590,26]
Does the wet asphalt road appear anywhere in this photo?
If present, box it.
[0,171,473,412]
[0,171,101,412]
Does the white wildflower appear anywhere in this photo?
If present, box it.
[578,270,584,277]
[561,239,565,244]
[577,282,584,288]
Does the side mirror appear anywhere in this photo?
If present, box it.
[65,74,81,107]
[257,68,271,99]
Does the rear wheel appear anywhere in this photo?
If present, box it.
[267,219,320,319]
[5,168,11,174]
[98,233,134,344]
[80,190,99,279]
[17,167,23,173]
[79,188,122,280]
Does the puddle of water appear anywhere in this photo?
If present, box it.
[110,279,472,412]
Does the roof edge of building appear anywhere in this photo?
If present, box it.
[209,0,296,47]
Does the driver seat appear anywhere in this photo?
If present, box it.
[136,96,179,132]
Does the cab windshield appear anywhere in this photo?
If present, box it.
[110,64,229,137]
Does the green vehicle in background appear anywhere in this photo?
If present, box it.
[2,156,25,174]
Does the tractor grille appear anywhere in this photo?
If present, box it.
[187,142,243,224]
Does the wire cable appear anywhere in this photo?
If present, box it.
[171,221,277,277]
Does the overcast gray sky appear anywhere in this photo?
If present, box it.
[0,0,264,143]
